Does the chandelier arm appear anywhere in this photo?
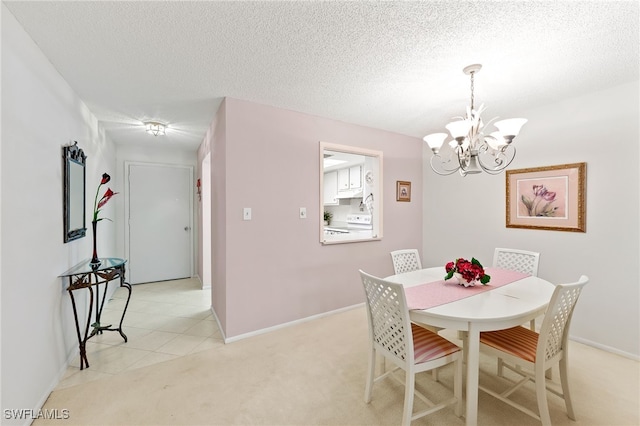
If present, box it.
[477,164,508,175]
[430,155,461,176]
[477,146,517,174]
[439,151,465,172]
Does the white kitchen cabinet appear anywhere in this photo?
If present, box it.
[323,171,339,205]
[349,165,362,189]
[337,168,350,191]
[337,165,362,192]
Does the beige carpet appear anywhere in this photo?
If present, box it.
[36,307,639,425]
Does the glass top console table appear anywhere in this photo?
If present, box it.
[60,258,131,370]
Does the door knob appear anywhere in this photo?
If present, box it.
[184,226,191,231]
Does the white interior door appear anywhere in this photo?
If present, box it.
[128,163,193,284]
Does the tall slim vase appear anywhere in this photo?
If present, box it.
[90,220,100,266]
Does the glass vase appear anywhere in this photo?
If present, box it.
[90,220,100,266]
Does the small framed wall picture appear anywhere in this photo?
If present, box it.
[396,181,411,202]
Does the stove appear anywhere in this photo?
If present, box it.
[346,214,373,230]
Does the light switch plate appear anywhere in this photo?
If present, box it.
[299,207,307,219]
[243,208,252,220]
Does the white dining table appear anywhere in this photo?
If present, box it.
[385,266,555,426]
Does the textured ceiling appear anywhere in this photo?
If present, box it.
[4,1,639,150]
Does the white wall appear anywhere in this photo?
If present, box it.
[1,5,118,420]
[423,81,640,358]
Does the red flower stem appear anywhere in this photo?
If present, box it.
[93,183,103,222]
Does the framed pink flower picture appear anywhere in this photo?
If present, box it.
[506,162,586,232]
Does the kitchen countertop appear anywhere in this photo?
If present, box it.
[324,232,372,242]
[323,228,373,243]
[325,221,348,229]
[325,225,350,233]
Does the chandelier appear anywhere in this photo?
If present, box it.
[423,64,527,176]
[144,121,166,136]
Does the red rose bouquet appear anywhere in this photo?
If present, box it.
[445,257,491,287]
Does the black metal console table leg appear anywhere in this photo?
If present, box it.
[117,279,132,342]
[94,274,111,335]
[68,278,94,371]
[61,258,130,371]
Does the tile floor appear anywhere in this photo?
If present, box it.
[58,277,222,389]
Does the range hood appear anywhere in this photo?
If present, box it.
[336,189,363,199]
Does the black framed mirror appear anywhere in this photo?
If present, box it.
[63,141,87,242]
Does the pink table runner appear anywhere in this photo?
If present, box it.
[404,267,529,310]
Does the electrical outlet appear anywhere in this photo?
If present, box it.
[243,207,252,220]
[299,207,307,219]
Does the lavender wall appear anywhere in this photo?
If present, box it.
[211,103,228,332]
[198,98,423,339]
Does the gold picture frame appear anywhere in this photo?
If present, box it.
[506,162,586,232]
[396,181,411,202]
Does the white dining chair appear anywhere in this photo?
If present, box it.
[492,248,541,376]
[478,275,589,426]
[390,249,443,344]
[390,249,423,275]
[493,248,540,277]
[359,270,462,426]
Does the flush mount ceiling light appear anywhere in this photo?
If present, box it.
[423,64,527,176]
[144,122,166,136]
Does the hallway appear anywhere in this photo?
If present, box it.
[58,278,221,389]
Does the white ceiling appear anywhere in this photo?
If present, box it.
[4,1,638,150]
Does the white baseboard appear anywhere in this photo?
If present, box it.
[210,304,639,362]
[214,303,364,344]
[210,305,226,341]
[29,346,79,426]
[570,335,639,361]
[192,274,210,289]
